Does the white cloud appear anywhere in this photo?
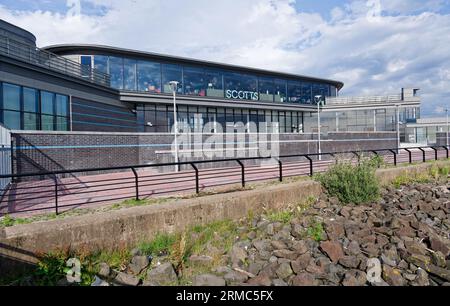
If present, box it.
[0,0,449,116]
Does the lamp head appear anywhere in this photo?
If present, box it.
[169,81,179,92]
[314,95,324,105]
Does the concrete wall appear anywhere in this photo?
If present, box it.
[11,131,397,176]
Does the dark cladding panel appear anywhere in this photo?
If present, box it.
[71,97,138,132]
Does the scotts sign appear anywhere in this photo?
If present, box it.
[226,90,259,101]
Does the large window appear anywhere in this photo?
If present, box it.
[274,79,287,103]
[2,83,20,111]
[93,56,108,74]
[300,83,312,104]
[224,72,258,101]
[288,81,302,103]
[123,59,137,91]
[183,66,206,96]
[109,57,124,90]
[0,82,70,131]
[137,61,161,93]
[80,55,92,78]
[258,77,274,102]
[162,64,183,94]
[40,91,55,130]
[23,87,39,130]
[205,69,224,98]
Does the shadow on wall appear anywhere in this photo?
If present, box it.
[0,242,38,282]
[12,135,83,183]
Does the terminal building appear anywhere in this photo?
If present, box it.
[0,19,424,139]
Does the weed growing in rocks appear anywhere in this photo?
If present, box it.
[316,157,380,205]
[306,219,325,242]
[267,210,294,224]
[139,233,177,257]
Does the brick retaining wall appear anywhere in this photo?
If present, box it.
[11,131,397,176]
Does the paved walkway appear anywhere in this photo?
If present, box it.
[0,148,447,217]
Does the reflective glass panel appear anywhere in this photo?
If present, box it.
[274,79,287,103]
[288,81,302,103]
[184,66,206,96]
[109,57,124,90]
[258,77,274,102]
[123,59,137,91]
[3,110,21,129]
[162,64,183,94]
[2,83,21,111]
[41,114,54,131]
[205,69,224,98]
[55,94,69,117]
[224,72,258,101]
[80,56,92,78]
[40,91,55,115]
[137,61,161,93]
[94,56,108,74]
[23,113,38,130]
[300,83,312,104]
[23,87,38,113]
[56,117,68,131]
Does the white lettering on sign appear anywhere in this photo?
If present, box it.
[226,90,259,101]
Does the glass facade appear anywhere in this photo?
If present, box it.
[303,107,420,134]
[0,82,70,131]
[78,54,338,104]
[137,103,304,134]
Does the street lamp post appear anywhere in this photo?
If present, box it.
[314,95,324,161]
[396,104,401,149]
[169,81,180,172]
[446,108,449,148]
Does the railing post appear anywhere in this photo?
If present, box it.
[236,160,245,188]
[389,149,397,166]
[190,163,200,194]
[443,146,449,159]
[431,147,438,161]
[418,147,426,163]
[352,151,360,164]
[305,155,313,176]
[131,167,139,201]
[404,148,412,164]
[53,175,59,215]
[275,158,283,182]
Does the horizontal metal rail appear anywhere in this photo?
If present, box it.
[0,145,448,216]
[0,34,111,87]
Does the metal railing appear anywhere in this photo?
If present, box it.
[0,145,448,216]
[326,94,403,105]
[0,124,11,200]
[0,34,111,87]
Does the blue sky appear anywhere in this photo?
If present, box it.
[0,0,450,116]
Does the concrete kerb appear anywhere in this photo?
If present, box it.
[0,159,449,269]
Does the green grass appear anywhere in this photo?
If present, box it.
[306,219,325,242]
[266,210,294,224]
[391,163,449,188]
[0,214,32,227]
[315,157,380,205]
[139,232,177,257]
